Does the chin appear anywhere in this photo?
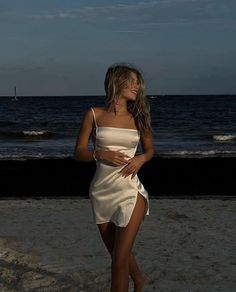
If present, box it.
[128,95,136,101]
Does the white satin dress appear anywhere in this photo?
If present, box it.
[89,107,149,227]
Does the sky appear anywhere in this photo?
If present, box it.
[0,0,236,96]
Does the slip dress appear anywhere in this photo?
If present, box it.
[89,107,149,227]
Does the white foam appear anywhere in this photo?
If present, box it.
[23,131,47,136]
[160,149,236,158]
[213,135,236,142]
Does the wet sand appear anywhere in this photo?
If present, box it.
[1,156,236,198]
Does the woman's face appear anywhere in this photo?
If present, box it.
[120,71,140,102]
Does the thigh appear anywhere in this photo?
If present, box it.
[113,192,146,258]
[97,222,116,255]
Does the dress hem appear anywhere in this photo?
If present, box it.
[94,191,149,228]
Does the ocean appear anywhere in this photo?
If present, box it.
[0,95,236,160]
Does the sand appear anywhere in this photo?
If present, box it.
[0,197,235,291]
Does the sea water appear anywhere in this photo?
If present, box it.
[0,95,235,159]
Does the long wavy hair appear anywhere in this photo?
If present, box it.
[104,63,152,135]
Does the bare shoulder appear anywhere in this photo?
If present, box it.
[91,107,107,117]
[83,107,93,120]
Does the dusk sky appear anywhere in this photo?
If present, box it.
[0,0,236,96]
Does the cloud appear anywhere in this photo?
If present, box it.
[28,2,158,20]
[26,0,235,27]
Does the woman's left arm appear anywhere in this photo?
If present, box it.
[139,132,155,163]
[119,132,155,178]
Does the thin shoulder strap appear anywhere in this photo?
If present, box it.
[90,107,98,129]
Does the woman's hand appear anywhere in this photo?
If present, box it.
[118,154,146,178]
[96,150,130,166]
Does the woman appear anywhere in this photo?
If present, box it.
[74,63,155,292]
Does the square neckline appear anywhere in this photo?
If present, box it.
[97,126,139,132]
[90,107,140,134]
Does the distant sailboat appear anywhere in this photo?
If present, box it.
[12,86,18,101]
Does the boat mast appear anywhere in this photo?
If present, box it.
[14,86,18,100]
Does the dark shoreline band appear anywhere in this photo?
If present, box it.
[0,157,235,198]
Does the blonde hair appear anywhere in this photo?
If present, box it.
[104,62,152,135]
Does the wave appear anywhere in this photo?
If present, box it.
[0,154,71,161]
[159,149,236,158]
[213,135,236,142]
[1,149,236,160]
[0,130,56,140]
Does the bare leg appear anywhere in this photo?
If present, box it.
[129,254,151,292]
[97,222,147,287]
[110,192,147,292]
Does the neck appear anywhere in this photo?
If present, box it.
[114,100,128,114]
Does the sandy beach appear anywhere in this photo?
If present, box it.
[0,197,235,291]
